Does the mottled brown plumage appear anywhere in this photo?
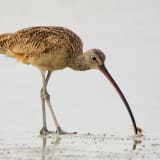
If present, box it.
[0,26,141,135]
[0,26,85,71]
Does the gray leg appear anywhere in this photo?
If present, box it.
[40,70,61,134]
[40,90,48,135]
[40,70,77,135]
[45,91,77,134]
[40,71,50,135]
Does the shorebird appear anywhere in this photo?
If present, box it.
[0,26,141,135]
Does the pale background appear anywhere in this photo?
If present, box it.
[0,0,159,135]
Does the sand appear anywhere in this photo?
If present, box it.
[0,131,160,160]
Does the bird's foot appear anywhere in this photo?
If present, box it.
[56,127,77,135]
[40,128,56,136]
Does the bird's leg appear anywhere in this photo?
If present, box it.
[40,71,64,134]
[40,89,48,135]
[40,71,54,135]
[45,93,77,134]
[41,71,77,135]
[42,71,62,133]
[40,71,48,135]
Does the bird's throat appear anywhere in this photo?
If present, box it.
[69,54,90,71]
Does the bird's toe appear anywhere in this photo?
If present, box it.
[40,128,56,135]
[56,127,77,135]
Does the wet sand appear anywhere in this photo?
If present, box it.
[0,131,160,160]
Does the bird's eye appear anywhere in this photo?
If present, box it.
[91,56,97,61]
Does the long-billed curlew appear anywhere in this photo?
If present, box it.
[0,26,141,135]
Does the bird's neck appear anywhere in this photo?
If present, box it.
[69,54,90,71]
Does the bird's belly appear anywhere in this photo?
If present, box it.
[29,54,68,71]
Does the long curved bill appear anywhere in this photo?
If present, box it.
[99,64,138,135]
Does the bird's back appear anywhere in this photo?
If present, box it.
[0,26,83,71]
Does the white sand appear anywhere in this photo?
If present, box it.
[0,131,160,160]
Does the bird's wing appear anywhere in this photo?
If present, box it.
[6,26,83,63]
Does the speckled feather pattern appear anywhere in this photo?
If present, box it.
[0,26,83,71]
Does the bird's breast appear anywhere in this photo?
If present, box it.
[29,50,69,71]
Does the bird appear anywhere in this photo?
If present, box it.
[0,26,141,135]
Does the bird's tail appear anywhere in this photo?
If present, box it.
[0,33,11,55]
[0,33,26,62]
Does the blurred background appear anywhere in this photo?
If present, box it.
[0,0,159,135]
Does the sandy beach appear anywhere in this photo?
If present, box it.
[0,131,160,160]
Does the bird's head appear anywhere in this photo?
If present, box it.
[84,49,106,69]
[84,48,140,135]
